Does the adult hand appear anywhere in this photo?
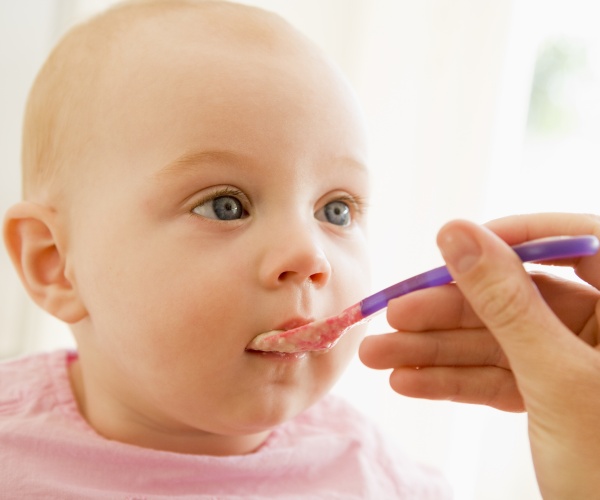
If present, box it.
[359,213,600,499]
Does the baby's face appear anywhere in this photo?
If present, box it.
[67,10,370,453]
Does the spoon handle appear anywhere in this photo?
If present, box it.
[359,235,599,317]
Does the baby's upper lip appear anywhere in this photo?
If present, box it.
[273,317,315,332]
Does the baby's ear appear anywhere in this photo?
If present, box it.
[3,202,87,323]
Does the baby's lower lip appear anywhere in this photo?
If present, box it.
[246,349,308,361]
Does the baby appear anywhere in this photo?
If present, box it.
[1,1,450,497]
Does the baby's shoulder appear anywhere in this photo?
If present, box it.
[0,350,66,416]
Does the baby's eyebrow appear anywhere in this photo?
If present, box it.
[336,158,369,174]
[155,149,369,180]
[155,150,249,178]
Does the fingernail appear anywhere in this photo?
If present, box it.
[438,227,482,274]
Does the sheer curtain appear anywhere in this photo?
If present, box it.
[3,1,598,498]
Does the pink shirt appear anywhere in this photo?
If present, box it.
[0,350,451,499]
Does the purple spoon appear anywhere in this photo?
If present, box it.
[247,235,600,353]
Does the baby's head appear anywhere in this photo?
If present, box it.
[5,0,370,455]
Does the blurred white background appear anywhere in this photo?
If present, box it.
[2,1,600,498]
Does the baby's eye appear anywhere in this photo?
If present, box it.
[315,200,352,227]
[192,194,247,221]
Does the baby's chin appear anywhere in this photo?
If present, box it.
[239,359,354,427]
[216,390,322,435]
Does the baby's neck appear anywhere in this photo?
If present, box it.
[68,358,271,456]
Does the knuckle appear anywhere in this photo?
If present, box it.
[483,339,507,367]
[473,276,532,331]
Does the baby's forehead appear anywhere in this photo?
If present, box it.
[80,2,320,113]
[23,1,314,201]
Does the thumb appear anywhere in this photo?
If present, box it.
[436,220,571,372]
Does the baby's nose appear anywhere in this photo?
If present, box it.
[258,225,332,289]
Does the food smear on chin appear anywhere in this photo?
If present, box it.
[248,303,363,353]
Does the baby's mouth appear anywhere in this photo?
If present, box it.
[246,304,364,353]
[247,329,301,354]
[246,317,315,354]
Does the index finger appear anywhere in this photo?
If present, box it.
[387,269,599,334]
[386,283,482,332]
[485,213,600,286]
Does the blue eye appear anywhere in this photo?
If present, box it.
[192,195,245,220]
[317,200,351,226]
